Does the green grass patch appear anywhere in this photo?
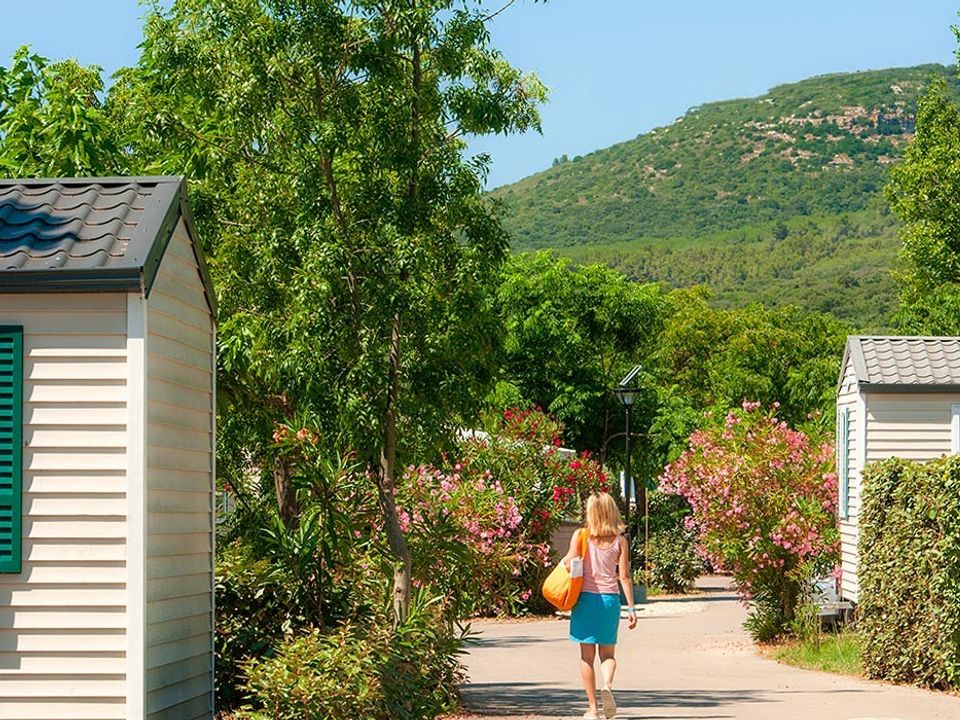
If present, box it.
[768,631,862,677]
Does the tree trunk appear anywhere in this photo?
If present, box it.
[273,456,300,529]
[378,313,413,623]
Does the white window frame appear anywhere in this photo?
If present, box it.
[839,406,851,520]
[952,404,960,455]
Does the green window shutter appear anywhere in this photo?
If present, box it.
[0,326,22,574]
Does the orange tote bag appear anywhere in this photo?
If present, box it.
[541,528,588,611]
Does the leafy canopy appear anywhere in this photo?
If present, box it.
[0,47,123,176]
[110,0,547,470]
[887,76,960,333]
[495,251,664,453]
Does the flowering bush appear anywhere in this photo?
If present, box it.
[659,401,839,639]
[397,408,608,616]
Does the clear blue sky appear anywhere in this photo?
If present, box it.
[2,1,958,188]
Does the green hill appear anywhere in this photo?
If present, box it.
[494,64,960,330]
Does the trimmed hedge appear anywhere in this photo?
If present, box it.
[859,456,960,688]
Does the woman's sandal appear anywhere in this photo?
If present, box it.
[582,712,600,720]
[601,686,617,719]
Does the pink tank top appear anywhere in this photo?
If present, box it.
[581,534,621,595]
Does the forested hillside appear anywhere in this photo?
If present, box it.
[494,65,960,329]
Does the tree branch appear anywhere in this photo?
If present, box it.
[481,0,518,23]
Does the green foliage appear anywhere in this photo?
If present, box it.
[643,526,704,594]
[859,456,960,688]
[494,65,960,330]
[108,0,549,626]
[495,252,665,453]
[649,288,849,453]
[239,625,381,720]
[238,594,465,720]
[634,491,703,595]
[493,256,849,519]
[787,600,822,643]
[643,489,693,536]
[564,210,900,330]
[887,77,960,333]
[743,584,794,643]
[0,46,123,175]
[116,0,546,472]
[215,542,308,707]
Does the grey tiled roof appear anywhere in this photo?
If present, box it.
[844,336,960,390]
[0,176,213,307]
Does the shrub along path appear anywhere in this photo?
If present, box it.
[456,576,960,720]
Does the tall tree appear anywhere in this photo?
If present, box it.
[496,252,664,456]
[110,0,546,621]
[887,76,960,334]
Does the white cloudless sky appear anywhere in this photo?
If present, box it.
[1,1,958,188]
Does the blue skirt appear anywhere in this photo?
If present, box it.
[570,591,621,645]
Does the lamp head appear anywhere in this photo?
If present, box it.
[615,364,643,407]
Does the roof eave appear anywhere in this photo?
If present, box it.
[175,182,218,318]
[0,267,142,293]
[859,382,960,394]
[848,336,869,384]
[837,336,869,393]
[135,177,217,317]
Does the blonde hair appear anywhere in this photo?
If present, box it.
[585,492,625,538]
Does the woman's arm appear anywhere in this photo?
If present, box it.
[561,529,581,570]
[619,535,637,629]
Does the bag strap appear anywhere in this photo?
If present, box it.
[578,528,588,558]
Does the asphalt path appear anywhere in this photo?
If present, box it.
[456,576,960,720]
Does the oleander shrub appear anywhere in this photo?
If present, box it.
[397,408,609,617]
[859,456,960,688]
[659,401,839,640]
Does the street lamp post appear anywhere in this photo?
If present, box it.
[623,400,632,535]
[613,365,642,540]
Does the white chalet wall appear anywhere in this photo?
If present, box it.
[144,219,215,719]
[0,293,129,719]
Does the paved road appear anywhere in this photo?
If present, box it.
[457,577,960,720]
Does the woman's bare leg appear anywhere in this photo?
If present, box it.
[598,644,617,688]
[579,643,599,713]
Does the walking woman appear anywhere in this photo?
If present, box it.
[563,492,637,720]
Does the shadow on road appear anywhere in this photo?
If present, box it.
[461,681,868,719]
[646,594,733,605]
[468,634,562,649]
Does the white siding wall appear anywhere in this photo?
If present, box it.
[144,220,214,719]
[840,388,960,604]
[836,358,861,601]
[0,294,128,720]
[865,392,960,463]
